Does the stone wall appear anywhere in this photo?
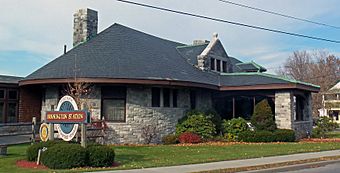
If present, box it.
[275,90,313,139]
[105,86,190,144]
[41,86,59,121]
[40,85,213,144]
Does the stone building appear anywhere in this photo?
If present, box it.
[18,8,319,143]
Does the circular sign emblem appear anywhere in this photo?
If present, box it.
[55,96,79,141]
[39,123,49,142]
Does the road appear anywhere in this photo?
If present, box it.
[247,160,340,173]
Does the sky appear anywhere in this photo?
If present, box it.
[1,0,340,77]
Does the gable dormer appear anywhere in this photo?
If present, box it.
[197,33,232,73]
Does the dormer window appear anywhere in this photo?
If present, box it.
[222,61,227,72]
[216,59,221,72]
[210,58,215,70]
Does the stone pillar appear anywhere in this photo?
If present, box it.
[41,86,59,122]
[73,8,98,46]
[274,91,294,129]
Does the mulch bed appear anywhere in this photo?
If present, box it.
[300,138,340,142]
[16,160,120,170]
[16,160,48,169]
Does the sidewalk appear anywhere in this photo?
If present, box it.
[92,150,340,173]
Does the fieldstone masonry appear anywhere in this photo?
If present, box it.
[40,85,213,144]
[275,91,313,139]
[73,8,98,46]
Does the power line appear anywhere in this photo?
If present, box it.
[115,0,340,44]
[218,0,340,30]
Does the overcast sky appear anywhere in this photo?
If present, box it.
[1,0,340,76]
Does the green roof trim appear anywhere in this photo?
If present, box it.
[236,61,267,72]
[220,72,320,88]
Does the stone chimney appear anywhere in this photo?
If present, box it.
[73,8,98,46]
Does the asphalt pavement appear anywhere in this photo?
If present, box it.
[0,134,31,145]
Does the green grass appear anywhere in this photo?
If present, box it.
[2,142,340,172]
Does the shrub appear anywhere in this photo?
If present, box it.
[314,116,339,138]
[162,134,178,144]
[86,145,115,167]
[222,117,249,137]
[273,129,295,142]
[26,140,65,161]
[251,99,276,131]
[41,143,86,169]
[239,130,273,142]
[176,111,216,139]
[205,109,222,134]
[239,129,295,142]
[178,132,201,144]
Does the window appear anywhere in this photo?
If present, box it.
[7,103,17,123]
[173,89,178,108]
[190,90,196,109]
[152,88,178,108]
[102,86,126,122]
[0,90,4,99]
[210,58,215,70]
[163,88,170,107]
[0,102,3,123]
[222,61,227,72]
[152,88,161,107]
[103,100,125,122]
[216,59,221,72]
[8,90,17,100]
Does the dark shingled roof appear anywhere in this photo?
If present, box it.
[22,23,319,91]
[176,44,208,65]
[24,23,218,85]
[0,75,23,84]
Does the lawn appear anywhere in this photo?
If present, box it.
[2,142,340,173]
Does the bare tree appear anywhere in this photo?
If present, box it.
[277,50,340,118]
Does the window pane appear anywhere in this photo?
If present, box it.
[0,90,4,99]
[8,90,18,100]
[7,103,17,123]
[210,58,215,70]
[190,90,196,109]
[163,88,170,107]
[103,99,125,121]
[173,89,178,108]
[216,59,221,72]
[222,61,227,72]
[152,88,160,107]
[0,102,3,123]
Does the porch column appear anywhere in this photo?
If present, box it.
[274,91,294,129]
